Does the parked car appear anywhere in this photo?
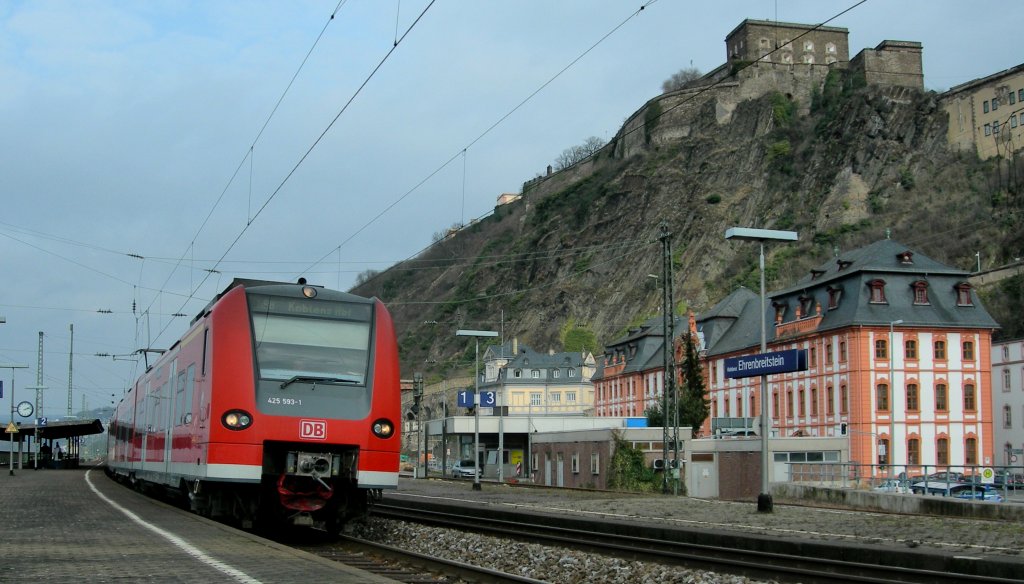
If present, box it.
[954,485,1003,502]
[872,479,903,492]
[925,471,964,483]
[994,473,1024,490]
[450,459,482,479]
[910,481,974,496]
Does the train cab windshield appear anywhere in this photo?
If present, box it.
[249,294,372,386]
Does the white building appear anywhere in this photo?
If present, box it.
[993,338,1024,467]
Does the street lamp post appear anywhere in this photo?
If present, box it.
[725,227,798,513]
[456,329,498,491]
[2,363,30,476]
[889,319,903,485]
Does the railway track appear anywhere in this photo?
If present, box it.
[372,501,1020,584]
[295,536,547,583]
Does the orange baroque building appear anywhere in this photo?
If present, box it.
[699,239,998,476]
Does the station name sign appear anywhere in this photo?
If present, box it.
[724,349,808,379]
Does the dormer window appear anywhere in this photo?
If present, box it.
[897,251,914,264]
[827,285,842,310]
[868,279,888,304]
[837,259,853,271]
[799,295,814,317]
[773,301,788,323]
[912,280,929,305]
[955,282,974,306]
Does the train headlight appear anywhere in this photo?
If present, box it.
[222,409,253,430]
[371,418,394,439]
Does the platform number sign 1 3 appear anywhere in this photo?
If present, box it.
[479,391,497,408]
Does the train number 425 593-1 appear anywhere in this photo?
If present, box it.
[267,397,303,406]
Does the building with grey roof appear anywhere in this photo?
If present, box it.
[701,238,999,477]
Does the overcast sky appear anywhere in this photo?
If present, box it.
[1,0,1020,416]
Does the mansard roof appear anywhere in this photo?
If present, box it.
[777,238,964,294]
[700,239,999,357]
[592,315,687,381]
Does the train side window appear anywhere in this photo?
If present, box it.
[202,328,209,376]
[175,371,188,426]
[184,364,196,425]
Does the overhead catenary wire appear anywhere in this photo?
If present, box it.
[149,1,438,348]
[142,0,355,324]
[297,1,661,279]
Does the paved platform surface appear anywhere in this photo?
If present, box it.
[392,477,1024,562]
[1,466,397,583]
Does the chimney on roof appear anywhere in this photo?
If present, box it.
[512,337,518,355]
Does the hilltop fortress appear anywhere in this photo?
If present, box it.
[520,18,1021,199]
[616,19,924,161]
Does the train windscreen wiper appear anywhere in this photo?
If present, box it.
[279,375,362,389]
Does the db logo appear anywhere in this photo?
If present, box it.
[300,419,327,440]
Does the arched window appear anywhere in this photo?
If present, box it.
[965,437,978,465]
[906,383,919,411]
[907,438,920,465]
[905,339,917,359]
[875,338,888,359]
[876,383,889,411]
[912,281,929,305]
[936,437,949,465]
[963,340,975,361]
[935,383,948,411]
[964,383,976,411]
[934,340,947,360]
[1005,405,1013,428]
[955,283,974,306]
[868,279,887,303]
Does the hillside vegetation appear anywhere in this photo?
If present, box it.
[353,70,1024,379]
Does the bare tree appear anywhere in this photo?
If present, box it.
[661,67,702,93]
[554,136,606,171]
[354,269,380,287]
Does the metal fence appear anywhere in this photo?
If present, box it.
[786,462,1024,494]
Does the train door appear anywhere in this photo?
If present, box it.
[137,380,150,465]
[164,360,181,476]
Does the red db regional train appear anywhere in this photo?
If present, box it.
[106,278,401,533]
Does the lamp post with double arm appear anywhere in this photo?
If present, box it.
[725,227,798,513]
[456,329,498,491]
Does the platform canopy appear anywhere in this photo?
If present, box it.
[1,418,104,442]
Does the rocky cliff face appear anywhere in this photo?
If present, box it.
[354,70,1024,378]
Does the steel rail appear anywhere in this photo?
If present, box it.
[373,503,1018,584]
[298,535,547,584]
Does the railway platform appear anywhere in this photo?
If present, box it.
[0,466,397,583]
